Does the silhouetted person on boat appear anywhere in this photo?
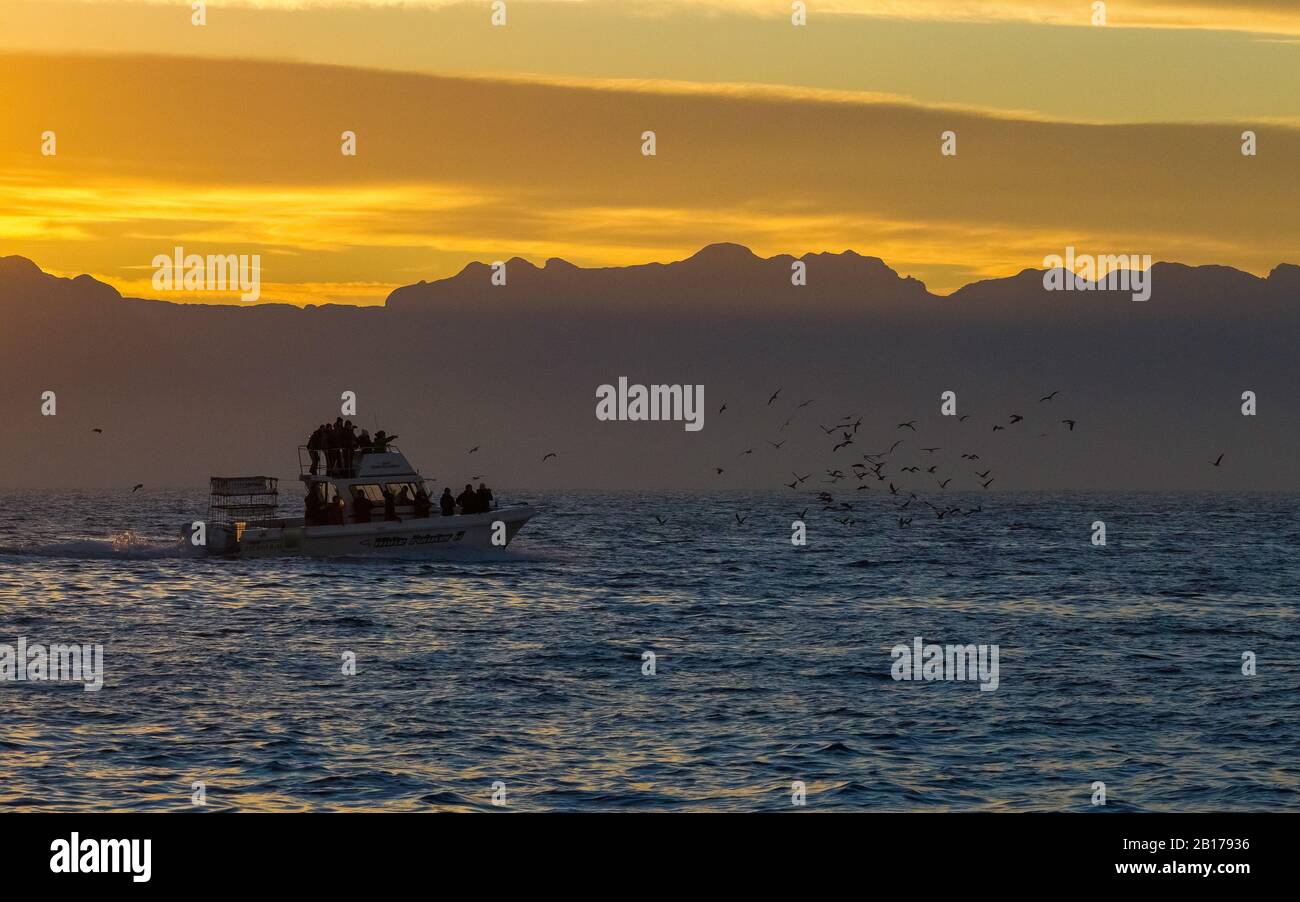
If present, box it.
[352,492,373,524]
[383,489,402,522]
[413,488,431,518]
[355,429,372,466]
[440,487,455,516]
[476,482,494,513]
[457,483,477,515]
[326,496,346,526]
[305,487,324,525]
[325,418,344,475]
[342,421,358,475]
[307,424,326,475]
[372,430,397,452]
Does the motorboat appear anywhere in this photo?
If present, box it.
[201,443,535,557]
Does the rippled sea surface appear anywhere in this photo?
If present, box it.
[0,489,1296,812]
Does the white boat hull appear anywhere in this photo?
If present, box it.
[207,506,536,558]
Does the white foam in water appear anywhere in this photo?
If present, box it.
[0,531,193,560]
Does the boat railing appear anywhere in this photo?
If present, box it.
[298,444,400,479]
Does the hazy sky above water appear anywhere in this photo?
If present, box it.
[0,0,1296,304]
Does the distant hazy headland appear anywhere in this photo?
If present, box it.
[2,246,1296,491]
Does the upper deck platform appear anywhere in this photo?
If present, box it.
[297,445,421,483]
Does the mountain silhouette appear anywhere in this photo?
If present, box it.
[1,247,1296,491]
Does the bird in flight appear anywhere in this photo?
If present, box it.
[981,478,994,489]
[718,402,728,414]
[921,447,941,453]
[767,389,782,405]
[653,515,666,526]
[958,415,971,422]
[1008,414,1024,424]
[897,421,917,431]
[937,478,952,489]
[785,479,799,490]
[768,440,786,449]
[1061,419,1076,431]
[1039,390,1061,402]
[993,425,1005,432]
[738,448,754,456]
[735,513,748,525]
[471,474,485,480]
[797,399,815,409]
[715,467,725,475]
[542,452,557,461]
[131,483,144,492]
[1211,453,1224,467]
[92,428,103,434]
[467,446,479,454]
[975,470,992,479]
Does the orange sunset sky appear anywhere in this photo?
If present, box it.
[0,0,1297,304]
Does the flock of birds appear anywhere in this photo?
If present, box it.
[686,388,1226,531]
[88,399,1228,509]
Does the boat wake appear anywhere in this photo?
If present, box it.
[0,531,196,561]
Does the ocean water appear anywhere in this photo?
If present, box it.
[0,488,1296,812]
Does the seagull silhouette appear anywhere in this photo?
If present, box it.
[1039,390,1061,402]
[131,483,144,492]
[797,399,815,409]
[768,440,786,449]
[897,421,917,431]
[467,446,479,454]
[1211,453,1224,467]
[1008,414,1024,424]
[1062,419,1077,431]
[542,452,557,461]
[767,389,781,405]
[92,428,103,434]
[735,513,748,525]
[718,402,728,414]
[653,515,666,526]
[715,467,725,475]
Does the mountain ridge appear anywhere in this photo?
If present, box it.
[3,246,1295,312]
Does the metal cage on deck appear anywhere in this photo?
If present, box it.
[208,476,279,526]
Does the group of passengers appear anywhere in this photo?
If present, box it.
[303,480,495,527]
[306,418,397,477]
